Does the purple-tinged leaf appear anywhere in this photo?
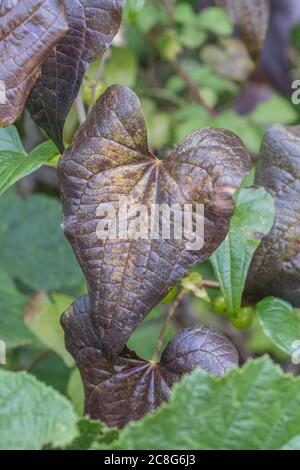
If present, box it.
[58,85,251,358]
[61,296,239,428]
[0,0,68,127]
[27,0,124,152]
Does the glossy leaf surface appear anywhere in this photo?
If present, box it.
[0,0,68,126]
[28,0,124,151]
[62,295,239,428]
[58,85,251,357]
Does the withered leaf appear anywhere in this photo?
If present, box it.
[215,0,270,61]
[246,124,300,307]
[58,85,251,358]
[27,0,124,152]
[61,295,239,428]
[0,0,68,127]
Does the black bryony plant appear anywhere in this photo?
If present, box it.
[62,296,239,427]
[58,85,250,424]
[2,0,300,447]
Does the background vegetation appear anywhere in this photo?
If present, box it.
[1,0,300,450]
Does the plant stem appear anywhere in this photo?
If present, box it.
[152,288,186,362]
[75,92,87,125]
[172,62,218,117]
[202,280,220,290]
[87,50,111,115]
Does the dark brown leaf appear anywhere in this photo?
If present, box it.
[246,124,300,307]
[215,0,270,61]
[58,85,251,358]
[27,0,124,152]
[0,0,68,127]
[61,295,239,428]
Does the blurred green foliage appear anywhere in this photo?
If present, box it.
[65,0,298,157]
[1,0,300,450]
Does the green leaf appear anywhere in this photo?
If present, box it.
[104,47,138,88]
[67,368,84,416]
[0,191,83,292]
[24,292,74,367]
[173,3,196,25]
[179,27,207,49]
[256,297,300,357]
[249,95,298,125]
[0,269,32,349]
[68,418,103,450]
[0,137,59,197]
[211,187,275,317]
[69,417,118,450]
[115,357,300,450]
[30,352,70,395]
[197,7,233,36]
[214,110,264,154]
[0,370,78,450]
[124,0,145,21]
[0,126,25,154]
[135,3,167,33]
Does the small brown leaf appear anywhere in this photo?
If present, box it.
[246,124,300,307]
[61,295,239,428]
[215,0,270,61]
[0,0,68,126]
[27,0,124,152]
[58,85,251,358]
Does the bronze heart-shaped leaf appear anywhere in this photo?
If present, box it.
[246,124,300,307]
[0,0,68,127]
[215,0,270,61]
[58,85,251,358]
[27,0,124,152]
[61,295,239,428]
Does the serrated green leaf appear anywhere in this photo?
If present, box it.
[68,417,103,450]
[0,370,78,450]
[211,187,275,317]
[0,269,32,349]
[0,130,59,196]
[68,417,119,450]
[24,292,74,367]
[256,297,300,357]
[0,191,83,292]
[115,357,300,450]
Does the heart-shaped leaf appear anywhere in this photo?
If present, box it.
[246,124,300,307]
[215,0,270,61]
[61,295,239,428]
[27,0,124,152]
[0,0,68,126]
[58,85,251,357]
